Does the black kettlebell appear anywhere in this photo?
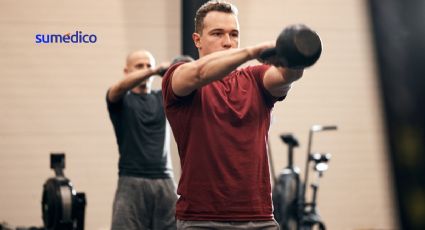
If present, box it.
[260,24,322,69]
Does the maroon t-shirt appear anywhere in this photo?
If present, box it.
[162,63,284,221]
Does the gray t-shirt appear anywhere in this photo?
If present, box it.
[107,90,172,178]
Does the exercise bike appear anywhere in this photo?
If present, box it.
[272,125,337,230]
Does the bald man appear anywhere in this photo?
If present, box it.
[107,50,177,230]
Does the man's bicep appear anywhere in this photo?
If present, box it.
[106,89,124,112]
[171,63,200,97]
[107,85,125,103]
[263,66,291,98]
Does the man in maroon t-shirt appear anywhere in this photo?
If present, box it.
[162,1,304,229]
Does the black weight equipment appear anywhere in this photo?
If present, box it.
[41,153,86,230]
[273,134,301,230]
[259,24,322,69]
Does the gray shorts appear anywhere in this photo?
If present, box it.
[111,176,177,230]
[177,220,280,230]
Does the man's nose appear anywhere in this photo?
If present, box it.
[222,34,232,48]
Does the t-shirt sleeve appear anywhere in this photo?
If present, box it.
[106,89,124,113]
[245,64,286,108]
[161,62,195,108]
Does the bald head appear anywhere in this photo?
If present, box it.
[123,50,157,94]
[125,50,156,70]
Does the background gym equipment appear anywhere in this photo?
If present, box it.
[41,153,86,230]
[272,125,337,230]
[272,134,301,230]
[259,24,322,69]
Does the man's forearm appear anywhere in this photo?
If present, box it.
[195,48,253,84]
[172,43,273,96]
[263,66,304,97]
[118,68,155,91]
[108,68,156,102]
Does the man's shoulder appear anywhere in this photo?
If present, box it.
[163,62,185,82]
[106,90,129,109]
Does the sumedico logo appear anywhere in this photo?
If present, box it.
[35,31,97,44]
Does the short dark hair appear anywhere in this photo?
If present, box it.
[194,0,238,34]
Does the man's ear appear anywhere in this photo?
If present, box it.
[192,33,201,48]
